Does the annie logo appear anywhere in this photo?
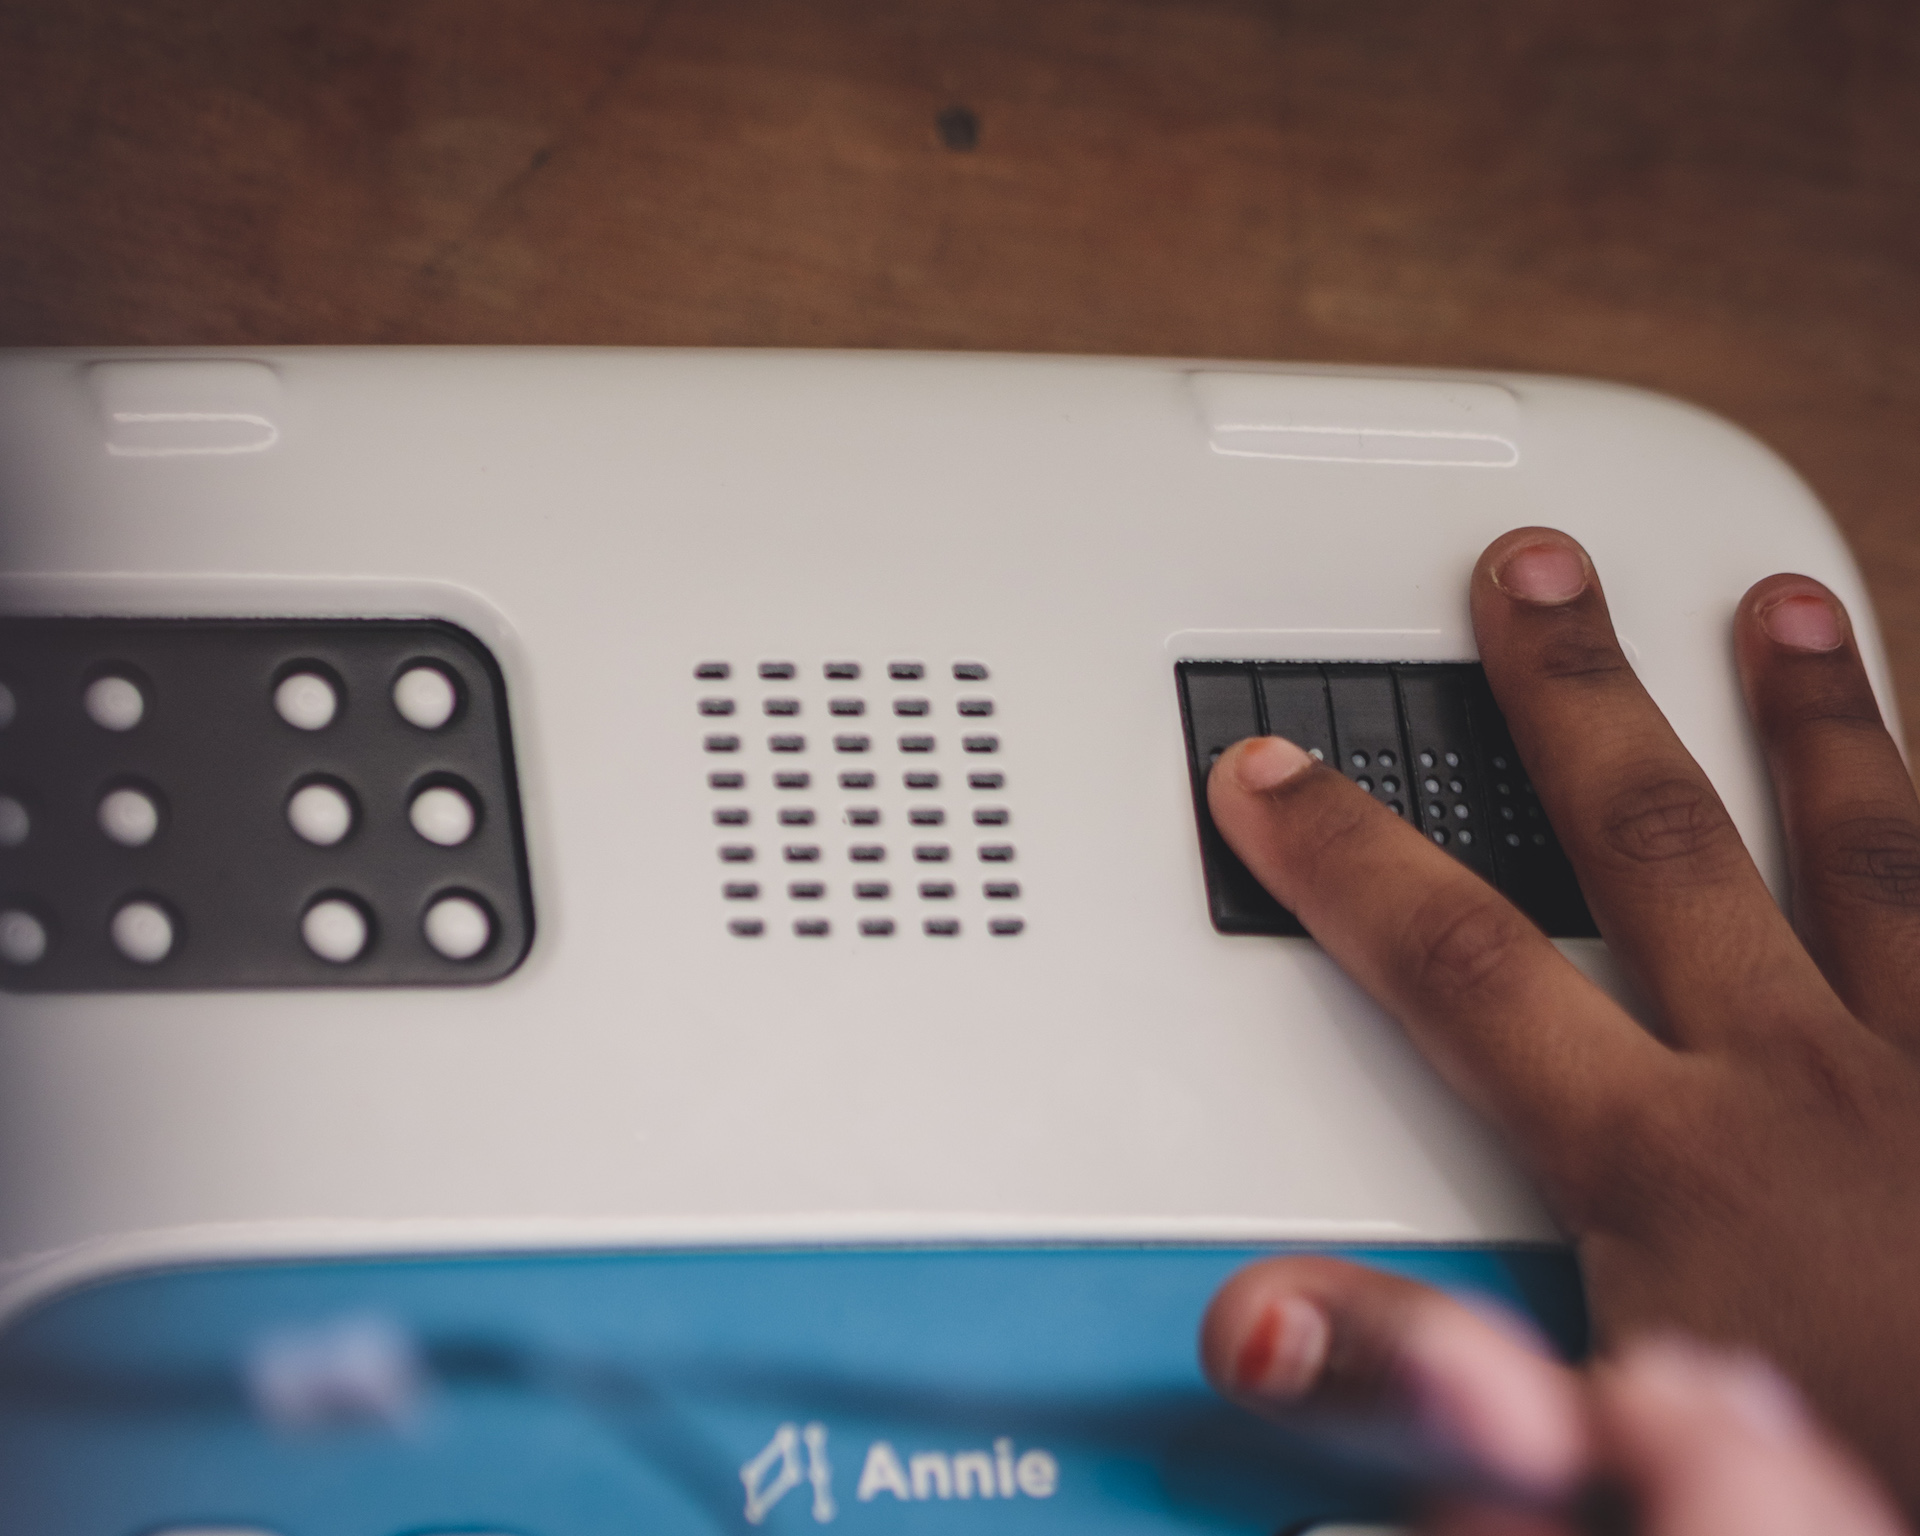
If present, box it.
[742,1424,1059,1524]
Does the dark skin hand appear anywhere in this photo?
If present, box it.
[1200,527,1920,1518]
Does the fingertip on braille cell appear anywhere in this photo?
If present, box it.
[274,670,338,731]
[111,899,174,964]
[85,674,144,732]
[423,893,492,961]
[393,664,458,730]
[0,909,47,966]
[302,897,369,964]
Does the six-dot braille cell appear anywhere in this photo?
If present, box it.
[85,674,145,732]
[274,671,339,731]
[288,781,356,846]
[302,898,369,964]
[393,665,458,730]
[424,894,492,960]
[98,786,161,847]
[111,900,174,964]
[0,795,28,848]
[0,910,47,967]
[410,785,477,847]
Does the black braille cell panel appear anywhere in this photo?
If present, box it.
[0,617,534,991]
[1176,660,1594,939]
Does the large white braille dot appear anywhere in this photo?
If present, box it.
[111,900,174,964]
[287,782,355,846]
[302,898,369,963]
[423,894,491,960]
[392,665,457,730]
[0,796,27,848]
[409,784,476,846]
[0,681,15,729]
[98,787,161,847]
[0,909,47,967]
[85,674,145,731]
[274,671,338,731]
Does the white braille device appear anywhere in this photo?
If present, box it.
[0,349,1892,1534]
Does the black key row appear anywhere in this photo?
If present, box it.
[1176,661,1595,938]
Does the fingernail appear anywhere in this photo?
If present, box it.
[1232,1295,1331,1400]
[1714,1353,1814,1444]
[1495,543,1588,605]
[1627,1336,1811,1445]
[1232,737,1314,793]
[1761,593,1843,653]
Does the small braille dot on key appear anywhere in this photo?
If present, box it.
[776,771,811,789]
[714,807,750,826]
[974,807,1008,825]
[920,881,955,899]
[698,698,735,716]
[905,771,940,789]
[760,662,796,680]
[925,918,960,937]
[989,918,1025,936]
[779,807,814,826]
[730,918,765,937]
[1386,800,1404,815]
[1424,777,1442,794]
[1428,802,1445,820]
[984,880,1020,899]
[860,918,895,936]
[1458,829,1474,845]
[830,698,865,716]
[894,698,930,716]
[825,661,861,680]
[795,919,830,937]
[720,845,755,863]
[953,662,989,681]
[1349,752,1368,769]
[1419,750,1436,768]
[909,807,945,826]
[979,845,1015,863]
[889,662,925,680]
[724,882,760,899]
[1448,778,1465,794]
[764,698,800,716]
[900,734,935,753]
[957,699,994,717]
[968,772,1004,790]
[1531,832,1547,846]
[1381,777,1399,794]
[850,844,886,862]
[1491,755,1508,770]
[1432,829,1449,845]
[789,881,825,900]
[914,844,950,862]
[962,735,999,754]
[709,771,745,790]
[1446,751,1461,768]
[1500,805,1516,821]
[834,734,871,753]
[705,734,741,753]
[1377,751,1396,767]
[770,734,805,753]
[1453,803,1471,819]
[1356,776,1373,792]
[1505,832,1522,847]
[785,844,821,862]
[847,807,880,826]
[696,662,731,680]
[855,881,891,899]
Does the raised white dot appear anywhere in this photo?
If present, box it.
[274,671,338,731]
[409,785,476,846]
[0,909,47,966]
[98,787,160,847]
[287,782,355,846]
[0,681,15,729]
[111,900,174,964]
[302,898,369,963]
[0,796,27,848]
[393,666,457,730]
[423,894,491,960]
[85,674,145,731]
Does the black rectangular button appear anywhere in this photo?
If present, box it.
[1176,664,1302,936]
[1256,665,1334,766]
[1325,666,1413,822]
[1394,664,1495,881]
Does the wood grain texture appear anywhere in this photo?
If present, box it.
[5,0,1920,749]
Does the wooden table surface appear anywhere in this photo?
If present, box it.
[5,0,1919,752]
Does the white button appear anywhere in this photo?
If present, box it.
[0,681,15,728]
[287,781,354,846]
[423,894,491,960]
[274,671,338,731]
[111,899,174,964]
[0,909,47,967]
[393,665,457,730]
[85,674,145,731]
[302,898,369,963]
[98,786,160,847]
[410,785,476,846]
[0,795,27,848]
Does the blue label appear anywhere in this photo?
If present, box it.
[0,1243,1583,1535]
